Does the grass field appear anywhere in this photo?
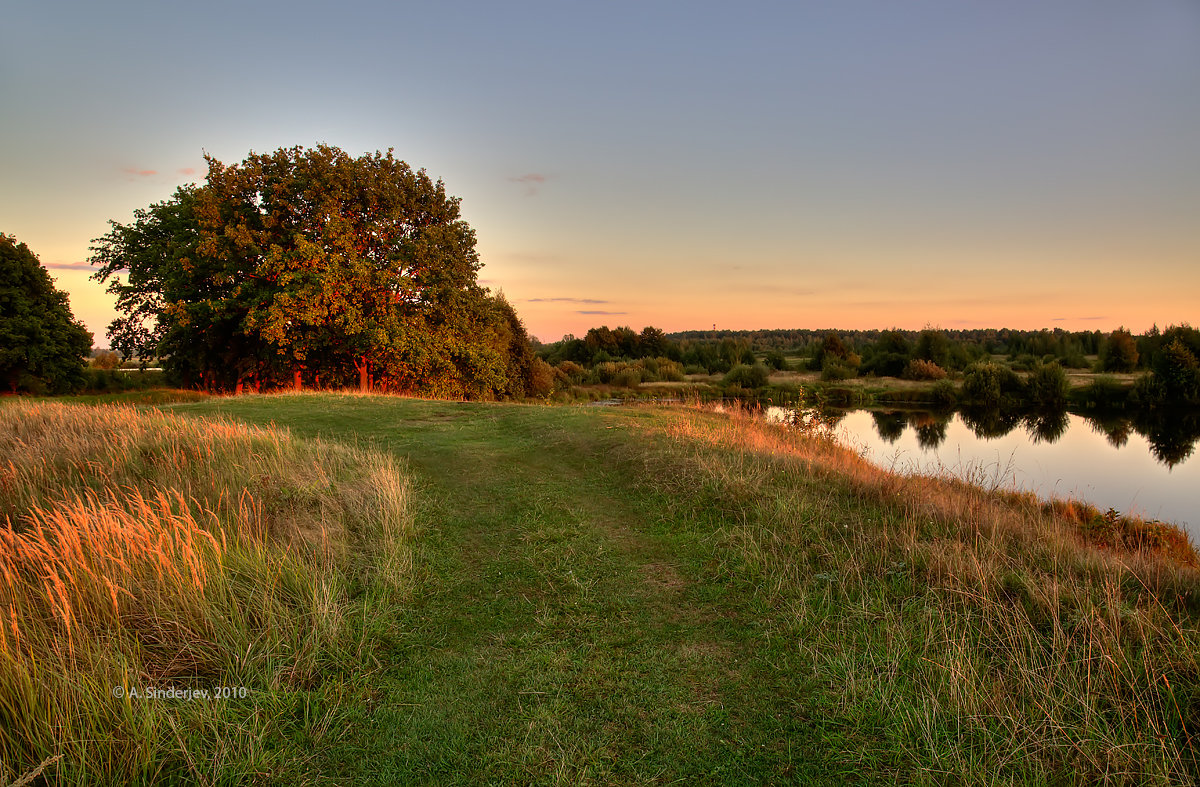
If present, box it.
[3,392,1198,784]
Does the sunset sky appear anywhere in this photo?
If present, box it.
[3,1,1198,344]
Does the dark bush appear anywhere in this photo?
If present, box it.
[930,379,958,408]
[724,363,770,389]
[1074,375,1132,410]
[961,362,1025,408]
[1027,362,1070,409]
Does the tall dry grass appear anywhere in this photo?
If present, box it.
[632,402,1200,783]
[0,401,412,785]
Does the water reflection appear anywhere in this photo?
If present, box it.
[762,403,1199,531]
[1088,415,1132,449]
[793,408,1200,535]
[1023,410,1070,444]
[959,407,1023,440]
[911,412,951,450]
[1136,410,1200,468]
[871,411,907,444]
[854,406,1200,469]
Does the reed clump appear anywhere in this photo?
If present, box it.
[0,401,412,785]
[632,402,1200,784]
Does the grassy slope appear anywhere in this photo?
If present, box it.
[156,393,1200,785]
[171,396,820,783]
[0,400,412,784]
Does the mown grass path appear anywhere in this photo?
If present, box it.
[176,395,842,784]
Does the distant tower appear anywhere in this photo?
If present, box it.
[712,323,716,331]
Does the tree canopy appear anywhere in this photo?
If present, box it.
[91,145,536,397]
[0,234,93,393]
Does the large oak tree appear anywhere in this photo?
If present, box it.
[92,145,533,397]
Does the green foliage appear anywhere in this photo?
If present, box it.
[1142,338,1200,406]
[90,145,523,397]
[930,379,958,408]
[961,361,1025,408]
[914,327,951,368]
[811,331,849,371]
[82,368,162,393]
[0,234,92,393]
[1101,328,1140,372]
[1026,362,1070,409]
[611,368,642,388]
[820,359,858,381]
[723,362,770,389]
[1075,375,1133,410]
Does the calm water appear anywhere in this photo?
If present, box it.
[767,407,1200,539]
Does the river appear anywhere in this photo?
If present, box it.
[765,406,1200,540]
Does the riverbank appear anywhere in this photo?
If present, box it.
[3,393,1199,783]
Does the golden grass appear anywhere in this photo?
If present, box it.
[0,401,413,784]
[663,402,1197,569]
[630,402,1200,782]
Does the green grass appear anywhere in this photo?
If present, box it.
[165,395,827,782]
[6,392,1199,784]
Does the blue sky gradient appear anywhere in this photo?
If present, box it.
[3,1,1197,342]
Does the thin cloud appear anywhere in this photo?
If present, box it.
[527,297,609,304]
[578,310,627,315]
[42,261,97,271]
[123,167,158,177]
[508,173,547,196]
[1052,316,1107,322]
[177,167,196,176]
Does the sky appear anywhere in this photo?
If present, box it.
[3,1,1198,344]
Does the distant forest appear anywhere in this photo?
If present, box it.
[540,325,1197,374]
[536,324,1200,408]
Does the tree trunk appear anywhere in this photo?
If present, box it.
[294,369,302,391]
[356,356,370,392]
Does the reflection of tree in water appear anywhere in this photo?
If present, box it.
[1083,414,1132,448]
[815,407,848,430]
[960,407,1022,439]
[871,411,907,443]
[1132,409,1200,468]
[910,412,951,449]
[1023,409,1069,444]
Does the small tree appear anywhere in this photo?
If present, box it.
[915,328,951,368]
[1101,328,1139,372]
[961,361,1024,408]
[0,234,92,393]
[724,362,770,389]
[1027,361,1070,408]
[1152,339,1200,405]
[763,350,788,371]
[90,350,122,370]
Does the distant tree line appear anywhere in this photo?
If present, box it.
[537,323,1200,407]
[91,145,551,398]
